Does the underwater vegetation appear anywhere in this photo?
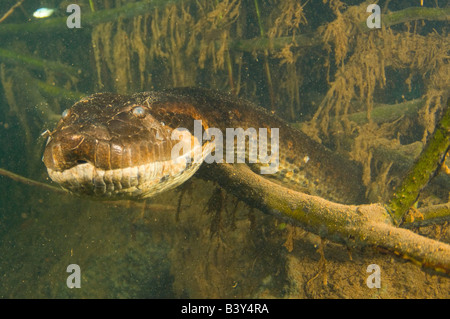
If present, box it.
[0,0,448,298]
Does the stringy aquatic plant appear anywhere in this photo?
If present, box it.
[300,1,450,202]
[89,0,311,114]
[91,0,242,92]
[0,1,449,297]
[264,0,308,118]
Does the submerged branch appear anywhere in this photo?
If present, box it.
[1,153,449,274]
[346,98,425,125]
[199,163,450,274]
[0,3,448,52]
[387,98,450,224]
[377,6,450,30]
[234,7,450,52]
[404,203,450,227]
[294,98,426,130]
[0,48,79,77]
[0,0,178,36]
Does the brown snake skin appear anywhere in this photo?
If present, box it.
[43,88,366,204]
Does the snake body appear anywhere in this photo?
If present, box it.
[43,88,366,204]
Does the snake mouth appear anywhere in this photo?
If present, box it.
[43,124,211,199]
[46,142,208,199]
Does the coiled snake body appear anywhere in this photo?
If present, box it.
[43,88,366,204]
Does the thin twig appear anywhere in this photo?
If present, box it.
[404,203,450,227]
[0,167,176,211]
[0,0,25,24]
[0,167,66,194]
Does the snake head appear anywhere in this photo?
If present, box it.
[43,92,205,199]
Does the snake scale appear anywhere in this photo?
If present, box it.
[43,87,366,204]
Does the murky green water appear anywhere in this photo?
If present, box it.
[0,0,449,298]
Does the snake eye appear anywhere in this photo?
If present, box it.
[61,109,70,119]
[132,106,146,118]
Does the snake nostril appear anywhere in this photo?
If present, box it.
[76,160,88,165]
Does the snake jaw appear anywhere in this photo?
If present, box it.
[46,141,209,199]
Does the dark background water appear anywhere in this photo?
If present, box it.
[0,0,448,298]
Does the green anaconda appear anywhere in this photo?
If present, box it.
[43,88,366,204]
